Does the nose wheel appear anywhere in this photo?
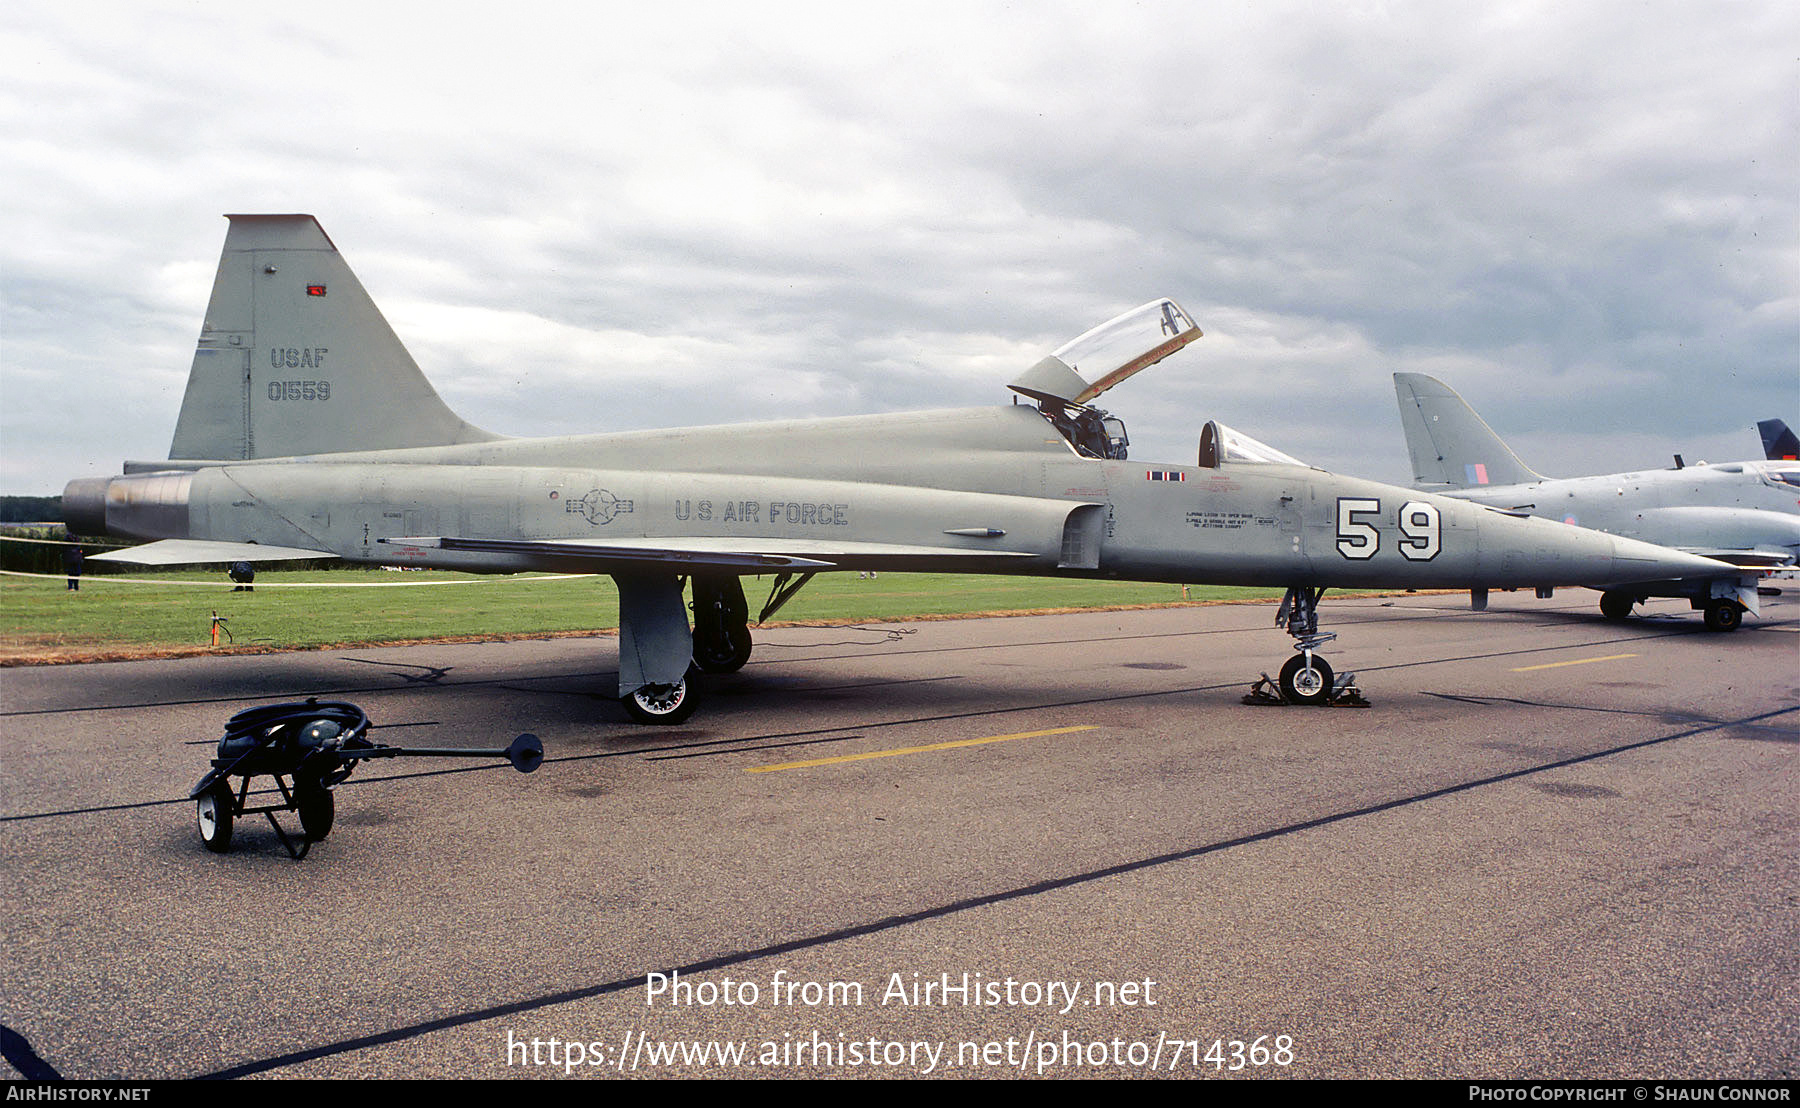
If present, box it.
[1278,653,1335,706]
[1244,587,1368,707]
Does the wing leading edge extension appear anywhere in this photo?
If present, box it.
[378,535,1046,573]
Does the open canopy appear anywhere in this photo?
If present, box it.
[1009,298,1201,407]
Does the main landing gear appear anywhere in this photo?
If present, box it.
[1599,589,1637,621]
[620,575,752,725]
[1244,587,1368,708]
[1599,588,1747,632]
[691,576,754,674]
[616,573,818,725]
[1701,599,1744,632]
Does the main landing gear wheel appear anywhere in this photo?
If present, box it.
[693,624,753,674]
[1278,654,1334,707]
[623,677,699,725]
[1703,600,1743,632]
[691,575,753,674]
[197,783,234,853]
[1599,590,1636,621]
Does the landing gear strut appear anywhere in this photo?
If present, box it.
[1245,587,1367,707]
[614,572,702,725]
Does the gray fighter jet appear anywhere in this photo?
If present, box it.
[62,216,1738,721]
[1394,372,1799,629]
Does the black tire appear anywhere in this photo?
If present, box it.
[1703,601,1743,633]
[1278,653,1334,707]
[197,784,234,853]
[1599,590,1635,621]
[693,624,753,674]
[297,785,335,841]
[622,677,699,725]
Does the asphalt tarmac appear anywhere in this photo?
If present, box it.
[2,591,1796,1080]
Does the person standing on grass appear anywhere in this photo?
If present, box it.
[63,542,83,591]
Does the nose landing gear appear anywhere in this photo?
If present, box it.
[1244,587,1369,707]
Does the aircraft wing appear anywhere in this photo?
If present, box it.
[1680,548,1795,570]
[382,535,1041,572]
[89,539,339,565]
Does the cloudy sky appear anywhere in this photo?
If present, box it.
[2,0,1795,495]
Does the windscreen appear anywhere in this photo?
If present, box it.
[1761,464,1800,491]
[1197,421,1308,468]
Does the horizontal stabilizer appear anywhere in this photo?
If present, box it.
[90,539,338,565]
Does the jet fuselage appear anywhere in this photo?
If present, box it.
[79,404,1730,594]
[1421,460,1800,565]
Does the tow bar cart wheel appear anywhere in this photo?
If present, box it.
[197,783,235,853]
[296,784,335,842]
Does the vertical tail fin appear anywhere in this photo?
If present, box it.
[168,214,500,460]
[1758,419,1798,461]
[1393,373,1542,489]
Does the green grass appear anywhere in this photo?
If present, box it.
[0,568,1287,661]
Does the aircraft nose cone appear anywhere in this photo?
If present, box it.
[1601,534,1739,585]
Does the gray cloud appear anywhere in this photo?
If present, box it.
[2,0,1794,494]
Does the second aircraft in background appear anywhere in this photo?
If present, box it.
[1394,373,1799,630]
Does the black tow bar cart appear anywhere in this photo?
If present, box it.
[189,698,544,859]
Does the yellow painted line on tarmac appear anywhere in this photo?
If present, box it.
[1510,653,1639,672]
[745,725,1098,774]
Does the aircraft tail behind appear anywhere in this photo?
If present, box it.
[1393,372,1542,490]
[1759,419,1798,461]
[168,214,500,461]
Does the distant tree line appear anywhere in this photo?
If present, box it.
[0,498,77,573]
[0,526,96,575]
[0,495,60,523]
